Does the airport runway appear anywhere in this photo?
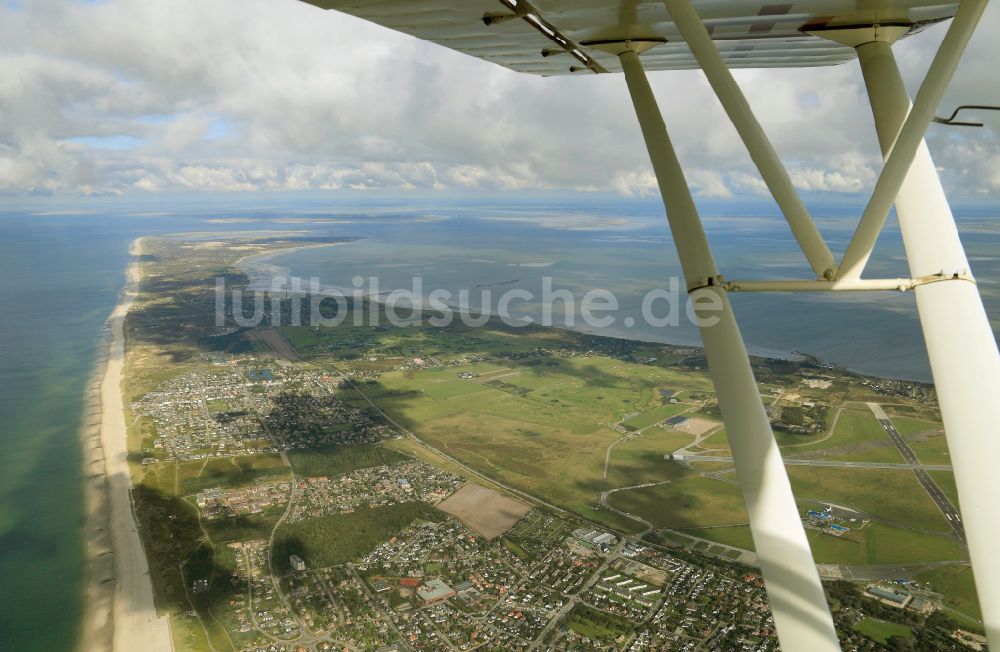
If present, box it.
[867,403,966,543]
[671,454,953,472]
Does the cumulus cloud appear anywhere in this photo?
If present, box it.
[2,0,999,198]
[689,170,734,198]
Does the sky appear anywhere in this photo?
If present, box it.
[2,0,999,199]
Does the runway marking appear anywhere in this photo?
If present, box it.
[867,402,965,543]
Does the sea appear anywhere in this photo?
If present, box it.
[0,193,996,650]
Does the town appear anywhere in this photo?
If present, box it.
[130,334,979,652]
[121,236,983,652]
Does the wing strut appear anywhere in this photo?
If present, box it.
[834,0,987,280]
[618,47,842,652]
[853,33,1000,648]
[662,0,836,279]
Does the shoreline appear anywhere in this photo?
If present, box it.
[233,239,349,268]
[74,233,936,651]
[79,238,173,652]
[237,248,932,385]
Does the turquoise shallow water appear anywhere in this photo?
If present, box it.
[0,196,996,649]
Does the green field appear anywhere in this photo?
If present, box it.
[690,520,965,565]
[607,473,748,529]
[772,425,830,448]
[808,522,965,566]
[786,466,951,532]
[916,564,982,620]
[679,526,755,551]
[565,603,635,643]
[860,523,965,565]
[205,398,230,412]
[888,415,942,436]
[176,454,290,495]
[688,427,730,454]
[825,408,891,448]
[853,617,913,644]
[829,443,904,464]
[271,502,446,571]
[606,430,698,488]
[286,443,408,477]
[204,509,283,544]
[907,435,953,465]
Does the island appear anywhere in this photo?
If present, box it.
[92,233,985,652]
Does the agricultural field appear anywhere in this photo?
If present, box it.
[436,482,532,539]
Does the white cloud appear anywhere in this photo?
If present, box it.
[730,171,769,195]
[611,170,657,197]
[2,0,999,198]
[686,170,733,199]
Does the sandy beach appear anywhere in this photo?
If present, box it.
[80,238,173,652]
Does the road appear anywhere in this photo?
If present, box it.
[528,541,625,651]
[230,326,979,648]
[866,402,966,543]
[261,329,593,522]
[602,406,695,487]
[599,481,673,535]
[672,453,952,472]
[603,431,635,488]
[319,360,586,524]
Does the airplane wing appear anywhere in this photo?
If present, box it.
[297,0,958,75]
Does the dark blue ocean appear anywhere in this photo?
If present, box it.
[0,194,996,649]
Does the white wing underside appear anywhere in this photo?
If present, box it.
[299,0,959,75]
